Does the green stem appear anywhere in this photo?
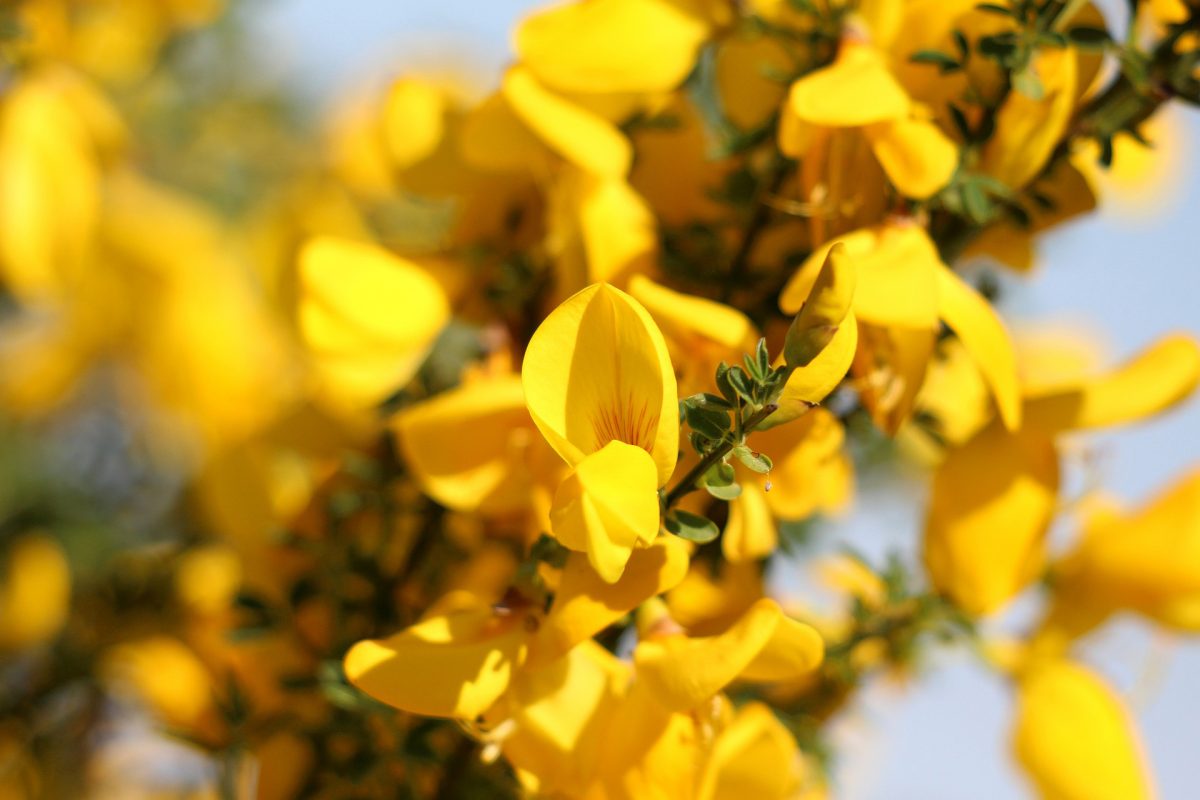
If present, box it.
[664,403,778,508]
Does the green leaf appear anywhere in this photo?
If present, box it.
[726,366,755,404]
[733,445,773,474]
[706,481,743,500]
[684,402,731,440]
[1065,25,1111,50]
[909,50,962,73]
[704,461,736,487]
[698,392,734,410]
[962,180,992,224]
[665,510,720,543]
[715,362,738,404]
[755,338,771,378]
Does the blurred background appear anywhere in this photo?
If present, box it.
[249,1,1199,798]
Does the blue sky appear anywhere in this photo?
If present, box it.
[254,2,1200,796]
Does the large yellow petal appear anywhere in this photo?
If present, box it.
[459,91,551,173]
[576,175,657,283]
[381,77,445,170]
[924,424,1059,616]
[628,274,758,353]
[394,375,538,513]
[502,66,632,177]
[298,236,449,407]
[698,702,805,800]
[634,599,816,711]
[935,266,1021,431]
[1022,334,1200,433]
[852,321,937,435]
[781,223,941,330]
[531,536,689,665]
[787,42,910,127]
[864,116,958,199]
[515,0,710,94]
[343,601,528,719]
[549,440,662,582]
[758,408,852,520]
[523,283,679,485]
[0,534,70,650]
[1013,660,1153,800]
[981,47,1077,190]
[722,480,777,563]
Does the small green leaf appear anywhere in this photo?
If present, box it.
[704,461,736,488]
[755,338,771,377]
[715,362,738,404]
[962,180,992,224]
[706,482,743,500]
[733,445,773,474]
[727,366,755,403]
[665,510,720,543]
[684,402,731,440]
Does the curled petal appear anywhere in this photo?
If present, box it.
[1022,334,1200,433]
[343,602,528,719]
[787,43,909,127]
[864,116,958,199]
[549,441,661,582]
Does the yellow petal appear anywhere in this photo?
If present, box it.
[628,274,759,353]
[864,116,958,199]
[298,236,450,408]
[1023,334,1200,433]
[395,375,537,513]
[981,47,1077,190]
[495,642,629,794]
[723,481,778,563]
[783,243,857,368]
[0,534,70,650]
[634,599,811,711]
[935,266,1021,431]
[1013,660,1153,800]
[502,66,632,177]
[531,536,689,664]
[550,440,662,582]
[343,601,528,719]
[781,223,941,330]
[716,33,792,131]
[459,91,551,173]
[576,175,657,283]
[381,78,445,170]
[787,42,910,127]
[738,614,824,682]
[924,424,1060,616]
[523,283,679,485]
[767,311,858,427]
[852,321,937,435]
[515,0,710,94]
[758,408,852,520]
[699,702,806,800]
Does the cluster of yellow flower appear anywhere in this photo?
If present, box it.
[0,0,1198,797]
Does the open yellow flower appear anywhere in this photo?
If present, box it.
[781,220,1021,434]
[344,536,688,719]
[783,36,958,200]
[1039,469,1200,644]
[925,334,1200,615]
[523,283,679,580]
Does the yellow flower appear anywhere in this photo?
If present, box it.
[515,0,713,95]
[783,37,958,199]
[698,701,814,800]
[1012,659,1153,800]
[297,235,450,416]
[633,598,824,712]
[343,537,688,719]
[781,220,1021,434]
[395,372,563,523]
[523,283,679,580]
[1041,469,1200,642]
[0,534,70,651]
[925,334,1200,616]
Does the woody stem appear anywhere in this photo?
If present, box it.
[663,403,778,509]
